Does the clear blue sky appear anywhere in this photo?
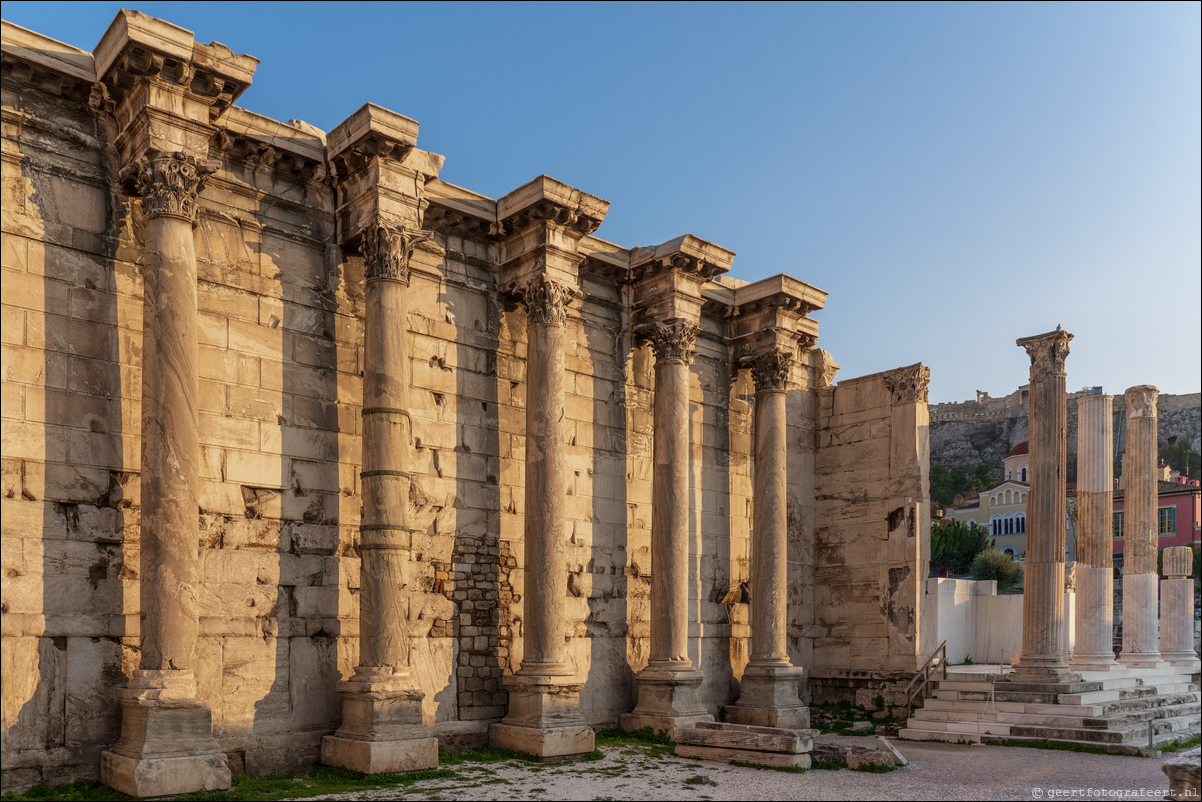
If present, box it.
[5,1,1199,402]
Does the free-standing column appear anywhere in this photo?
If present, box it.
[322,220,438,774]
[1159,547,1200,669]
[621,322,712,733]
[1119,386,1163,668]
[490,276,594,757]
[1011,328,1077,681]
[1070,394,1118,670]
[101,154,231,797]
[728,349,808,729]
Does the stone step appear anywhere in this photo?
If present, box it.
[1008,712,1201,745]
[1024,703,1105,716]
[911,709,998,723]
[1061,685,1195,705]
[978,728,1199,756]
[924,699,1028,714]
[931,681,998,692]
[903,719,1010,736]
[994,712,1105,729]
[897,727,981,745]
[1101,692,1201,716]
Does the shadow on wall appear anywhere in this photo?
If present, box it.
[3,88,134,790]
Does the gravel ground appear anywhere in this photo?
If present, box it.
[301,735,1188,801]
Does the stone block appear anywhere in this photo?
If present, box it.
[320,735,438,774]
[100,752,232,797]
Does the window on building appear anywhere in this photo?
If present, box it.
[1113,511,1123,539]
[967,520,976,529]
[1018,515,1026,533]
[1158,507,1176,536]
[1020,468,1027,482]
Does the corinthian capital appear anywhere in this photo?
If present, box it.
[1017,327,1073,377]
[132,153,214,223]
[1124,385,1159,419]
[516,275,572,327]
[883,363,930,405]
[751,350,793,392]
[647,321,698,365]
[362,219,432,283]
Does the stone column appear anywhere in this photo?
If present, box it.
[490,276,594,758]
[728,349,808,728]
[322,220,437,774]
[621,321,712,733]
[100,154,231,797]
[1010,328,1078,682]
[1070,394,1118,670]
[1120,386,1163,668]
[1160,547,1199,669]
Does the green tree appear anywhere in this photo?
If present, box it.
[1159,443,1201,481]
[971,549,1024,592]
[930,461,998,509]
[930,520,991,571]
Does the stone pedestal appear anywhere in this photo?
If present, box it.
[102,671,231,798]
[490,674,594,758]
[1010,329,1079,684]
[726,350,809,726]
[625,321,713,734]
[1159,547,1199,669]
[1118,386,1162,669]
[321,669,436,774]
[489,277,593,758]
[674,722,817,769]
[1070,395,1118,670]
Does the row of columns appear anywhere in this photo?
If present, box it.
[1014,328,1198,683]
[103,150,813,785]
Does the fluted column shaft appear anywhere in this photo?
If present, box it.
[649,327,695,667]
[750,369,789,665]
[1120,385,1161,665]
[1014,329,1073,676]
[520,278,570,673]
[1071,394,1116,668]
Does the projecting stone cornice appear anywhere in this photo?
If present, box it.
[93,9,256,123]
[424,181,499,241]
[630,234,733,326]
[0,20,97,105]
[496,175,609,239]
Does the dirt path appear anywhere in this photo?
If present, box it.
[303,735,1183,801]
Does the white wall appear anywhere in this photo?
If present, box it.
[927,578,1075,665]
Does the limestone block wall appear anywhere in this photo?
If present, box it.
[810,368,935,677]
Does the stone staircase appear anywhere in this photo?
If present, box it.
[898,665,1201,754]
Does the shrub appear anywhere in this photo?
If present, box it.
[971,549,1023,591]
[930,520,992,571]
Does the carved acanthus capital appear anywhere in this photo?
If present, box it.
[883,363,931,405]
[130,153,214,223]
[647,321,698,365]
[1124,385,1159,420]
[361,219,432,284]
[751,350,793,392]
[1017,327,1073,377]
[810,348,841,389]
[515,275,573,327]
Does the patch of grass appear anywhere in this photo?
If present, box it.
[2,766,462,802]
[851,763,897,773]
[810,760,842,771]
[439,745,539,765]
[1160,735,1202,753]
[717,705,728,723]
[594,727,673,746]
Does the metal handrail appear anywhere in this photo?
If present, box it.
[906,640,948,717]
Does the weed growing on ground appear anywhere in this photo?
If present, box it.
[1159,735,1201,753]
[851,762,897,773]
[729,760,809,774]
[0,766,461,802]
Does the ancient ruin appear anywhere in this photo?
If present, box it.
[2,11,939,795]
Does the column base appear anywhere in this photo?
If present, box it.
[321,736,438,774]
[1068,653,1120,671]
[1005,664,1082,684]
[324,667,437,774]
[727,664,809,729]
[621,664,712,735]
[489,671,594,759]
[1158,653,1201,670]
[100,671,230,798]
